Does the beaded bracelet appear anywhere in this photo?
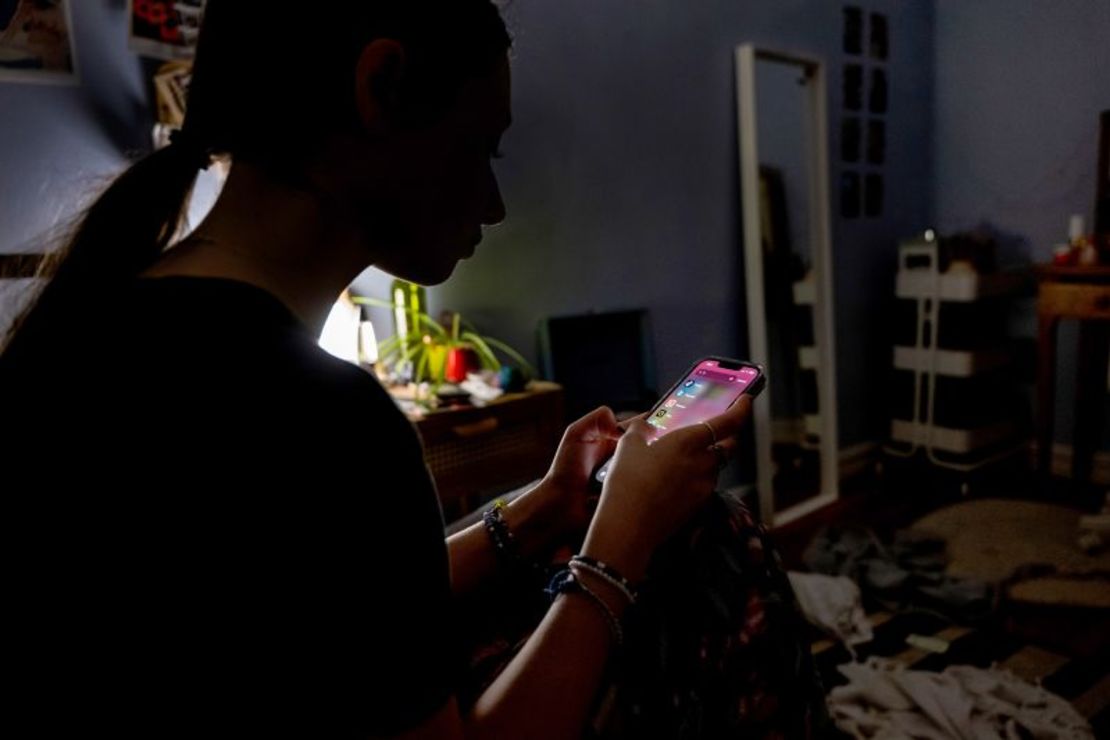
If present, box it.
[482,498,524,570]
[546,568,624,647]
[569,555,639,604]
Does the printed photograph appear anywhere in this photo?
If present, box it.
[129,0,205,60]
[0,0,76,84]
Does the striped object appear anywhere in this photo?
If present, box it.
[810,610,1110,737]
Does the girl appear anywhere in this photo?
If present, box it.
[1,3,751,738]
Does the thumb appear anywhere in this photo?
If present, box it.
[587,405,622,437]
[621,418,656,444]
[569,406,622,442]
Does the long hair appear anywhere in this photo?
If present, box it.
[1,0,510,364]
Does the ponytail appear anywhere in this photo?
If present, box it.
[0,141,208,360]
[2,0,511,363]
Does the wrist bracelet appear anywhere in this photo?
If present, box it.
[546,568,624,647]
[482,498,522,566]
[569,555,639,603]
[569,559,637,606]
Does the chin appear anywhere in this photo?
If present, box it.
[398,259,459,287]
[372,240,461,286]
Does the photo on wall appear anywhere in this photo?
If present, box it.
[0,0,77,84]
[129,0,206,60]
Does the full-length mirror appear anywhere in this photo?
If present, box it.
[736,46,839,526]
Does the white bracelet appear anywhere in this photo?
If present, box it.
[569,560,637,606]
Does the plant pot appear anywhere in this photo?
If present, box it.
[444,347,479,383]
[426,344,447,382]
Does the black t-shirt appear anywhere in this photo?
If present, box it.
[2,276,457,736]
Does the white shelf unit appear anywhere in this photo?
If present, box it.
[892,346,1012,377]
[885,238,1029,474]
[890,418,1018,455]
[895,270,1027,302]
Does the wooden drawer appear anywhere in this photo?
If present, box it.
[1038,282,1110,320]
[413,383,564,518]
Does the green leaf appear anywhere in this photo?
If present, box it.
[349,296,397,309]
[461,331,501,370]
[416,313,449,340]
[377,335,402,356]
[401,340,424,364]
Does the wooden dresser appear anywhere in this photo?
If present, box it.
[409,381,564,519]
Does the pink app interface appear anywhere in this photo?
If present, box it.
[646,360,757,442]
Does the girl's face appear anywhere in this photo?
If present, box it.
[345,55,511,286]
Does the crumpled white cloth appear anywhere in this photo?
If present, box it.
[788,571,873,647]
[828,657,1093,740]
[460,373,504,404]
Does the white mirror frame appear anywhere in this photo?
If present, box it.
[735,45,840,527]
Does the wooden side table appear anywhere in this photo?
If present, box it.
[405,381,564,520]
[1035,266,1110,483]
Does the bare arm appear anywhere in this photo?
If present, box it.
[391,398,752,740]
[446,479,564,599]
[386,569,630,740]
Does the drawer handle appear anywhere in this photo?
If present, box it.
[452,418,499,438]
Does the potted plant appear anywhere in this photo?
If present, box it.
[350,295,536,389]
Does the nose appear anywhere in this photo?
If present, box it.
[482,169,506,227]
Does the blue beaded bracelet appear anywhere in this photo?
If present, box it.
[482,499,521,567]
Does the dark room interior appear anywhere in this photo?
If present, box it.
[1,2,1108,738]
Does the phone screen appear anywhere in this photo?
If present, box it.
[594,358,762,483]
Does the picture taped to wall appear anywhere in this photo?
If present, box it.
[0,0,77,84]
[129,0,206,60]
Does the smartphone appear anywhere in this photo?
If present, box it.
[593,356,765,484]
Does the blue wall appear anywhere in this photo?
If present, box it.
[9,2,1101,452]
[0,2,147,255]
[935,0,1109,259]
[403,0,936,447]
[0,0,226,325]
[934,0,1110,449]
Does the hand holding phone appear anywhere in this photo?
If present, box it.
[593,356,765,484]
[579,369,757,580]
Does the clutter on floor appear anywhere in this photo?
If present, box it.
[828,657,1094,739]
[788,571,873,649]
[802,524,995,622]
[809,608,1109,739]
[791,500,1110,738]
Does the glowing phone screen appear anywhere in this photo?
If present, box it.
[644,359,759,443]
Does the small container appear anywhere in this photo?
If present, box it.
[444,347,480,383]
[1079,244,1099,266]
[1052,244,1077,266]
[1069,214,1086,245]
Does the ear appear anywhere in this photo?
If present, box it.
[354,39,407,136]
